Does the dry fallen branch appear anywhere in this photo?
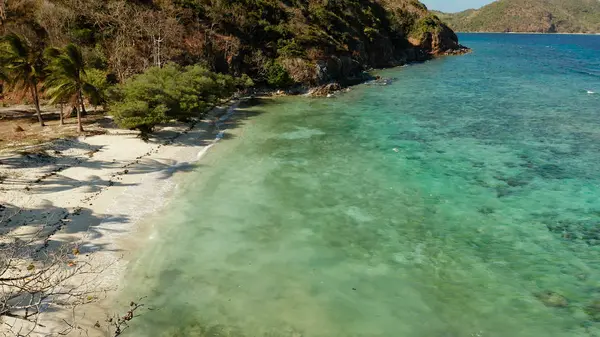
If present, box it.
[0,200,150,337]
[106,297,149,337]
[0,208,116,336]
[0,238,110,335]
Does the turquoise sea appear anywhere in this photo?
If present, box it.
[120,34,600,336]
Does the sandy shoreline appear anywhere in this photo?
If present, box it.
[0,100,242,336]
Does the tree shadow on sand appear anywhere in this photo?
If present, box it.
[125,159,198,180]
[1,202,129,254]
[143,98,272,147]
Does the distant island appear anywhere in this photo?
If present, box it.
[434,0,600,34]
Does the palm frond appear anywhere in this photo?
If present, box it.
[43,47,62,60]
[44,43,99,109]
[0,33,45,91]
[82,82,101,105]
[2,34,30,59]
[49,56,79,80]
[45,81,78,105]
[64,44,85,76]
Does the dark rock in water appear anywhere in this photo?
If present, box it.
[505,178,529,187]
[536,291,569,308]
[584,299,600,321]
[478,207,495,215]
[442,45,471,56]
[474,178,490,188]
[496,187,512,198]
[520,161,535,169]
[365,77,394,86]
[494,174,529,187]
[536,164,569,179]
[545,219,600,246]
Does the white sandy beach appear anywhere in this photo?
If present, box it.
[0,101,241,336]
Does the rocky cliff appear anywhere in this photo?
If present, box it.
[258,0,470,88]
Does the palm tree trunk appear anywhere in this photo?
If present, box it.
[59,103,64,125]
[79,90,87,116]
[76,111,83,133]
[31,85,44,127]
[77,93,84,133]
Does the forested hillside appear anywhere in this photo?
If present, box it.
[436,0,600,33]
[1,0,466,87]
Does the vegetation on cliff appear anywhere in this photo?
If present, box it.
[1,0,464,88]
[436,0,600,33]
[1,0,466,131]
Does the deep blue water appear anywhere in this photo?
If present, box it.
[121,34,600,337]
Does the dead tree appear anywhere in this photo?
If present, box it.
[0,0,6,24]
[152,34,164,68]
[138,5,184,69]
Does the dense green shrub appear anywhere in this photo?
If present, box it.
[85,68,113,108]
[264,61,294,88]
[410,14,442,38]
[277,39,306,58]
[363,27,380,41]
[71,28,95,45]
[109,64,251,135]
[240,74,255,88]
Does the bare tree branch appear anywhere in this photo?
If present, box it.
[106,298,148,337]
[0,207,115,336]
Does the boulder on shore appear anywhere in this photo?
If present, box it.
[310,83,342,97]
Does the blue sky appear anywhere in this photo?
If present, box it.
[421,0,496,13]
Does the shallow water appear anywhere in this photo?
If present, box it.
[120,34,600,337]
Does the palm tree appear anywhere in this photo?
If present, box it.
[44,44,99,133]
[0,68,7,97]
[0,34,47,126]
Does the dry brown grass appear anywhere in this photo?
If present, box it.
[0,104,111,153]
[280,57,317,85]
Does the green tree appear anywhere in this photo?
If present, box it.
[84,68,111,110]
[264,61,293,88]
[44,44,99,132]
[0,34,47,126]
[110,64,250,138]
[109,64,179,136]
